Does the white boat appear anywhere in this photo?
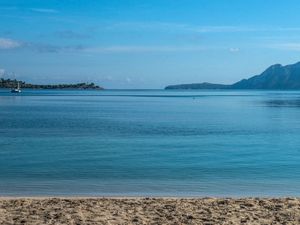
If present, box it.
[11,82,21,93]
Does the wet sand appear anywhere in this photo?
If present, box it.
[1,197,300,224]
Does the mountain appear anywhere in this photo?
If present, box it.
[0,78,104,90]
[165,82,230,89]
[165,62,300,90]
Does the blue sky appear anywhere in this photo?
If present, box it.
[1,0,300,88]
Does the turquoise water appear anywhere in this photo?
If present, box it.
[1,89,300,196]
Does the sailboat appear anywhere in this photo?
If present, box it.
[11,81,22,93]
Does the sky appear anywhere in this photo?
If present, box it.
[1,0,300,88]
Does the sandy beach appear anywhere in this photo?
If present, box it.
[0,197,300,224]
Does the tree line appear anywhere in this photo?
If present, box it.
[0,78,103,89]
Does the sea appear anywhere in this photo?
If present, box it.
[1,89,300,197]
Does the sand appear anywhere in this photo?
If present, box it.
[1,197,300,224]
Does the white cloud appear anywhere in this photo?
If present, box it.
[268,43,300,51]
[107,22,256,33]
[30,8,59,14]
[84,45,207,53]
[106,22,300,35]
[193,26,253,33]
[229,48,240,52]
[0,38,22,49]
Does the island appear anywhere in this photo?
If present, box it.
[0,78,104,90]
[165,61,300,90]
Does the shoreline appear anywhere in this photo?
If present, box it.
[0,196,299,199]
[1,197,300,224]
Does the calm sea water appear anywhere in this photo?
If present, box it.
[1,89,300,197]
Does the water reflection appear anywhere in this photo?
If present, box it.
[263,99,300,107]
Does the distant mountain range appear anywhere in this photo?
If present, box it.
[165,62,300,90]
[0,78,103,90]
